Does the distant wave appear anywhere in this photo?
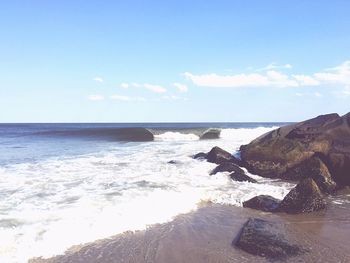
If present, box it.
[35,127,154,142]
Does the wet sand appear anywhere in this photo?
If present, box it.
[31,194,350,263]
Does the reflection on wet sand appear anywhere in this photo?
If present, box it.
[31,194,350,263]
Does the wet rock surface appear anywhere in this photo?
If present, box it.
[230,173,257,183]
[278,178,326,214]
[240,112,350,187]
[235,217,306,259]
[243,195,281,212]
[210,162,245,175]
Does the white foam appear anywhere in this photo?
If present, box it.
[154,131,199,141]
[0,125,291,262]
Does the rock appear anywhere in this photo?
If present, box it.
[240,112,350,187]
[230,172,257,183]
[282,156,337,193]
[243,195,281,212]
[234,218,305,259]
[278,178,326,213]
[193,152,207,160]
[200,128,221,140]
[167,160,177,164]
[206,146,233,164]
[210,162,245,175]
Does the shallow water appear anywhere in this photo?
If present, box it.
[32,201,350,263]
[0,123,296,262]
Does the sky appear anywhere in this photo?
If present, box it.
[0,0,349,122]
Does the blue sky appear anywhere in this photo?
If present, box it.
[0,0,349,122]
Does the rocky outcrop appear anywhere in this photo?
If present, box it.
[243,195,281,212]
[210,162,244,175]
[230,172,257,183]
[234,218,305,259]
[278,178,326,214]
[240,112,350,187]
[206,146,234,164]
[281,156,337,193]
[200,128,221,140]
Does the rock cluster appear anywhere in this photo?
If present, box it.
[240,112,350,188]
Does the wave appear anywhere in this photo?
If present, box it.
[154,132,199,141]
[35,127,154,142]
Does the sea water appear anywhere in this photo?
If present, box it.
[0,123,294,262]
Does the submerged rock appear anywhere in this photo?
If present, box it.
[230,172,257,183]
[243,195,281,212]
[282,156,337,193]
[193,152,207,160]
[210,162,244,175]
[240,112,350,187]
[200,128,221,140]
[278,178,326,213]
[235,218,305,259]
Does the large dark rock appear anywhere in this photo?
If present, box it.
[200,128,221,140]
[243,195,281,212]
[240,112,350,187]
[206,146,233,164]
[230,172,257,183]
[234,218,305,259]
[278,178,326,214]
[281,156,337,193]
[210,162,245,175]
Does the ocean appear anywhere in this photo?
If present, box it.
[0,123,295,262]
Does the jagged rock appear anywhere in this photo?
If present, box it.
[235,218,305,259]
[282,156,337,193]
[210,162,245,175]
[167,160,177,164]
[200,128,221,140]
[278,178,326,213]
[230,172,257,183]
[193,152,207,160]
[243,195,281,212]
[206,146,233,164]
[240,112,350,187]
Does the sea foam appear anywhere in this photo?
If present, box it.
[0,126,293,262]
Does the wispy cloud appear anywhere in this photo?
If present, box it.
[184,60,350,89]
[256,63,292,71]
[120,82,167,93]
[120,83,129,89]
[173,83,188,93]
[88,94,104,101]
[93,77,104,83]
[110,95,146,102]
[144,83,167,93]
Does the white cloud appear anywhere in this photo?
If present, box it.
[88,94,104,101]
[314,92,323,97]
[120,83,129,89]
[110,95,131,101]
[293,75,320,86]
[257,63,293,71]
[184,60,350,89]
[110,95,146,102]
[173,83,188,93]
[295,93,303,97]
[118,82,167,93]
[93,77,103,83]
[144,83,167,93]
[183,71,297,88]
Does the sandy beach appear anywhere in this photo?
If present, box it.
[31,191,350,263]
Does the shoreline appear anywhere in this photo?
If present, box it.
[31,197,350,263]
